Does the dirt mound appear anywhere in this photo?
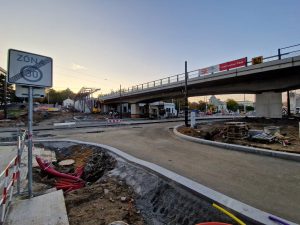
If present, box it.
[83,151,116,182]
[177,126,200,137]
[65,177,144,225]
[56,145,94,168]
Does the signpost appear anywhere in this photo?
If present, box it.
[252,56,263,65]
[7,49,53,198]
[8,49,52,87]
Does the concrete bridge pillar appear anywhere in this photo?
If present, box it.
[130,104,141,118]
[102,104,109,113]
[255,92,282,118]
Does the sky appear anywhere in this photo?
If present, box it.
[0,0,299,101]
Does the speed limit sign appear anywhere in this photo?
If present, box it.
[7,49,53,87]
[7,49,53,198]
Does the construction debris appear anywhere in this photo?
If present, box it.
[224,122,248,140]
[120,196,127,202]
[108,222,129,225]
[36,156,85,192]
[178,118,300,153]
[264,126,280,135]
[248,128,290,146]
[58,159,75,166]
[32,147,57,168]
[250,132,275,143]
[64,178,144,225]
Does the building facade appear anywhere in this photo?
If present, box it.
[209,95,227,112]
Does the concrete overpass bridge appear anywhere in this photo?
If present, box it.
[100,45,300,118]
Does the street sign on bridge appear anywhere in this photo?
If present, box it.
[219,57,247,71]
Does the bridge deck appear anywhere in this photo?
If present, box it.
[101,55,300,103]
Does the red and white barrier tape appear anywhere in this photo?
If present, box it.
[0,156,19,223]
[106,119,122,123]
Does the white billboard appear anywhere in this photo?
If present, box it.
[7,49,53,87]
[198,65,219,76]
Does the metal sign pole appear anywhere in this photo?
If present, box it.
[28,86,33,198]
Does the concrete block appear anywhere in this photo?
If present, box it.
[53,122,76,127]
[5,190,69,225]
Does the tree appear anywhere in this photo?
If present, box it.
[0,73,6,106]
[0,73,17,106]
[226,99,239,112]
[60,88,76,100]
[198,100,207,111]
[207,104,216,113]
[174,98,185,112]
[41,88,76,105]
[188,102,199,110]
[246,105,254,111]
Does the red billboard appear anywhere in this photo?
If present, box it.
[219,57,247,71]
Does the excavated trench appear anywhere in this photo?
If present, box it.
[38,142,256,225]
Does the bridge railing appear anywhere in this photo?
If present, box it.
[245,43,300,65]
[102,44,300,99]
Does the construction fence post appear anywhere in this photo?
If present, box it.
[17,132,21,195]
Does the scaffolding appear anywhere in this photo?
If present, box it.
[74,87,100,113]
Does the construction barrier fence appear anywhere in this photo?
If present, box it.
[0,129,26,224]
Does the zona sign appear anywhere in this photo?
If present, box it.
[7,49,53,87]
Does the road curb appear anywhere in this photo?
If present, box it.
[173,125,300,162]
[0,116,241,133]
[35,139,297,225]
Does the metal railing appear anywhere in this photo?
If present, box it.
[101,44,300,99]
[0,129,27,224]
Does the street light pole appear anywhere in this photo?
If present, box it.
[119,84,122,119]
[287,90,291,116]
[244,94,246,113]
[4,78,7,119]
[184,61,189,127]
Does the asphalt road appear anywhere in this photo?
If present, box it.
[35,122,300,223]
